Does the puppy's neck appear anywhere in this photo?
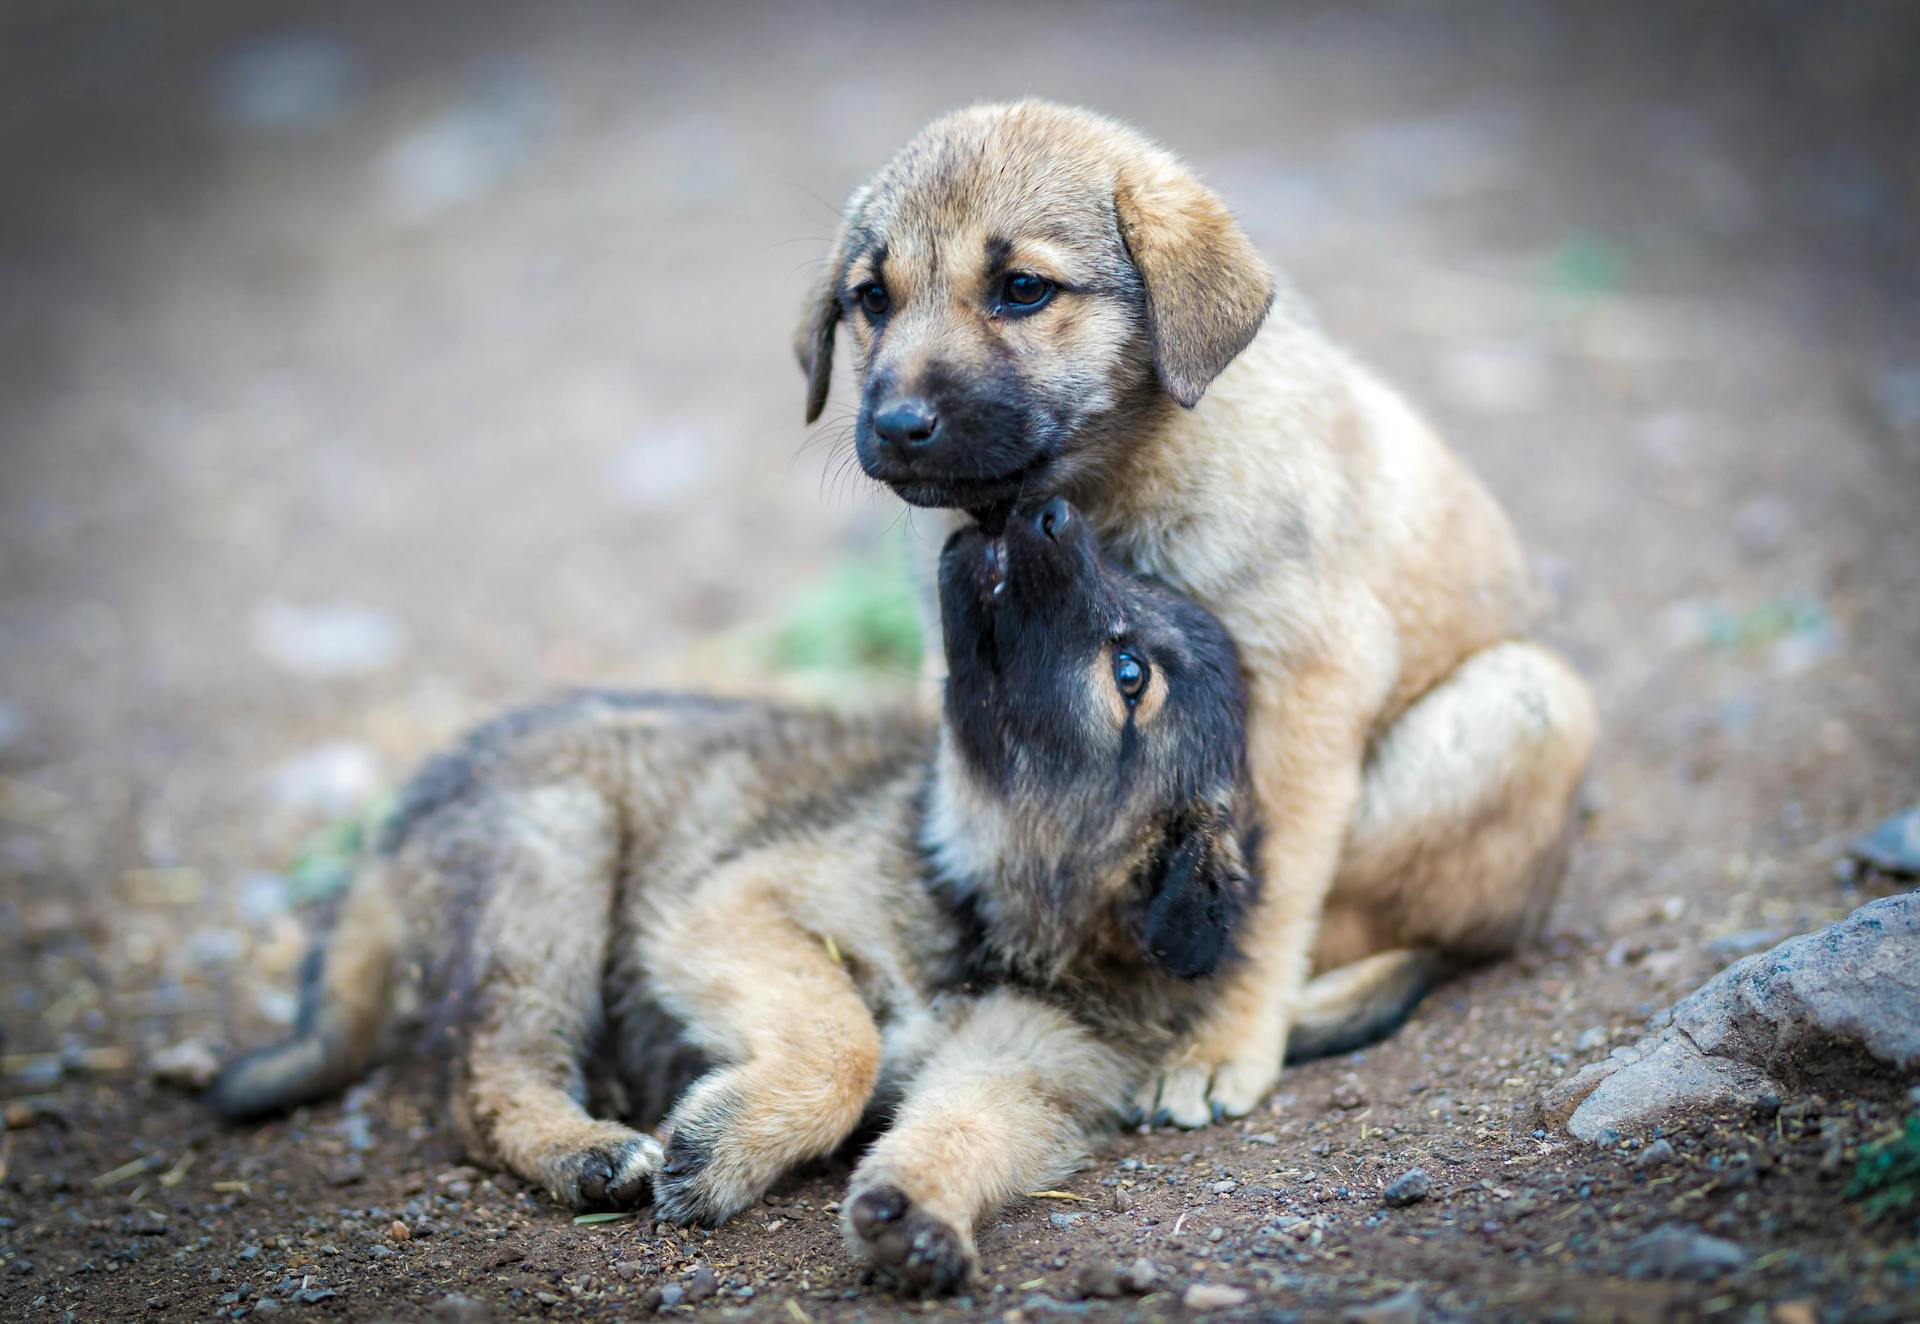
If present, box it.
[917,735,1142,982]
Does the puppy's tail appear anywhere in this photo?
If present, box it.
[1284,947,1451,1064]
[208,862,403,1121]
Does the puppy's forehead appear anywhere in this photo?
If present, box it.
[859,121,1118,268]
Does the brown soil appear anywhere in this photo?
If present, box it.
[3,4,1917,1322]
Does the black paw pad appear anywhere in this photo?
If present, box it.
[848,1186,974,1296]
[561,1137,655,1209]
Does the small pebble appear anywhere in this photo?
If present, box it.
[1382,1169,1431,1208]
[1071,1262,1122,1299]
[1118,1257,1160,1293]
[1346,1287,1424,1324]
[1330,1073,1368,1110]
[430,1295,487,1323]
[148,1038,222,1090]
[1625,1223,1749,1280]
[1183,1282,1250,1310]
[1635,1139,1677,1169]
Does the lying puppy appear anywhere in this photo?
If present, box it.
[796,100,1600,1124]
[213,497,1263,1292]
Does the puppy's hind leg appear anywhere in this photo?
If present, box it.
[1322,639,1597,970]
[458,785,662,1210]
[844,991,1132,1296]
[646,869,882,1227]
[1302,640,1598,1055]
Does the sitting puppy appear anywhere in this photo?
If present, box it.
[213,497,1270,1292]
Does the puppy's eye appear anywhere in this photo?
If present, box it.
[1113,652,1148,702]
[1001,272,1053,310]
[857,284,890,317]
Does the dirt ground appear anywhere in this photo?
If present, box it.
[3,3,1918,1321]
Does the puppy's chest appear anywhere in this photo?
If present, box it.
[936,890,1199,1050]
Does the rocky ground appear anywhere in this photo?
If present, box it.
[3,3,1919,1322]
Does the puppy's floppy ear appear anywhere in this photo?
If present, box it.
[795,183,872,424]
[1141,808,1253,981]
[1114,156,1274,408]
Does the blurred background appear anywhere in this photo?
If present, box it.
[2,0,1917,1159]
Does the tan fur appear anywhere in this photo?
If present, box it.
[799,100,1599,1125]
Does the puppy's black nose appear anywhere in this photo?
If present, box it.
[1036,497,1073,541]
[872,399,939,450]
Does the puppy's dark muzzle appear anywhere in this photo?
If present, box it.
[939,497,1092,616]
[855,388,1054,510]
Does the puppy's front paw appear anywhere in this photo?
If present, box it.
[651,1073,779,1228]
[548,1130,662,1209]
[845,1184,976,1296]
[1205,1049,1280,1118]
[1136,1046,1280,1129]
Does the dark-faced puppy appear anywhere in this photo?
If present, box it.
[213,496,1256,1296]
[925,496,1251,990]
[846,498,1257,1291]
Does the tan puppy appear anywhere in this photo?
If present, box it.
[213,499,1261,1293]
[797,100,1598,1125]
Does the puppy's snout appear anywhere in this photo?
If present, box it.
[872,398,940,452]
[1036,497,1073,542]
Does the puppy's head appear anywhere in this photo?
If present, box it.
[927,497,1253,979]
[797,101,1273,511]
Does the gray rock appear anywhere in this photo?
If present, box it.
[1382,1168,1431,1207]
[1544,894,1918,1141]
[1849,806,1920,878]
[1624,1224,1748,1280]
[1669,893,1919,1071]
[1049,1210,1086,1229]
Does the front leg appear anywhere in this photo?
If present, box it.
[1140,662,1370,1127]
[843,991,1132,1295]
[643,868,884,1227]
